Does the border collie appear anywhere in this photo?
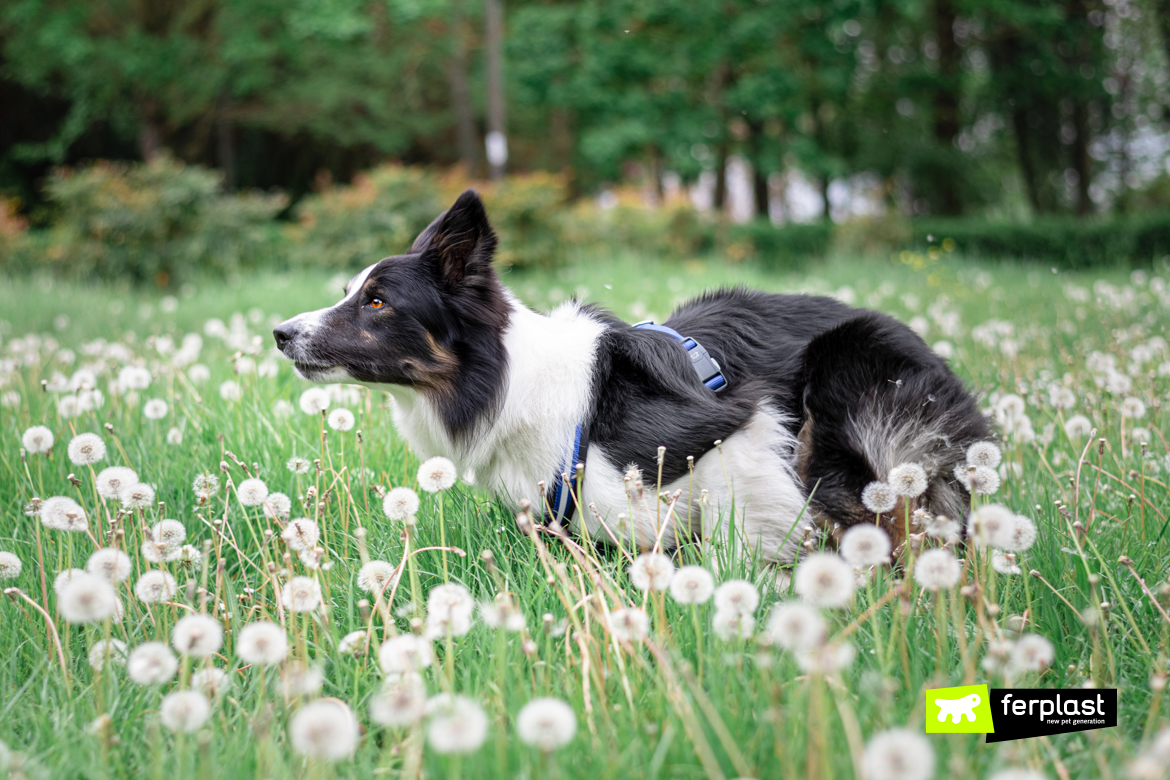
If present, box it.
[274,190,988,563]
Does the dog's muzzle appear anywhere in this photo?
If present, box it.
[273,320,301,354]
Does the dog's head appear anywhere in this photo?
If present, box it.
[274,190,509,408]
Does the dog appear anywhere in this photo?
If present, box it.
[274,189,989,563]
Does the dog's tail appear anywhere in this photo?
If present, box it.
[796,312,989,549]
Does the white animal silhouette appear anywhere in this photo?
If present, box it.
[934,693,981,723]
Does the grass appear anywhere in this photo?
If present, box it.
[0,249,1168,780]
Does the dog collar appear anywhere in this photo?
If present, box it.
[633,321,728,392]
[548,421,590,526]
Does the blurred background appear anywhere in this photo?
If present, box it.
[1,0,1169,285]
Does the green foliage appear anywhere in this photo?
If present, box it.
[727,219,834,270]
[15,157,287,283]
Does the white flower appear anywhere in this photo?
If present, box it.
[127,642,178,685]
[427,583,474,626]
[287,456,311,475]
[840,524,891,567]
[289,700,360,761]
[143,399,168,420]
[997,394,1026,420]
[629,553,675,592]
[172,613,224,657]
[480,597,526,632]
[189,364,211,383]
[88,638,128,671]
[118,365,152,391]
[299,387,330,415]
[39,496,88,532]
[1048,385,1076,410]
[713,580,760,615]
[134,570,178,604]
[282,576,322,612]
[160,691,211,733]
[382,487,420,520]
[924,514,962,542]
[378,634,434,673]
[327,408,355,431]
[263,492,292,520]
[21,425,54,455]
[861,481,898,514]
[1009,634,1054,674]
[795,642,856,674]
[0,551,22,579]
[86,548,131,583]
[358,560,398,596]
[517,697,577,752]
[168,543,203,570]
[273,399,294,417]
[960,465,1001,495]
[887,463,928,498]
[338,630,368,656]
[968,504,1017,549]
[219,380,241,402]
[965,441,1002,468]
[794,553,854,608]
[237,478,269,506]
[192,472,219,501]
[607,607,650,642]
[713,609,756,641]
[1064,414,1093,438]
[281,662,325,698]
[1002,515,1037,552]
[1122,397,1147,420]
[668,566,715,605]
[191,667,232,699]
[119,482,156,510]
[166,427,183,445]
[59,573,118,623]
[96,466,138,500]
[992,550,1022,575]
[914,548,961,591]
[281,518,319,552]
[370,672,427,728]
[426,695,488,755]
[237,621,288,666]
[861,728,935,780]
[763,602,826,651]
[150,518,187,552]
[53,568,85,595]
[418,456,457,492]
[67,433,106,466]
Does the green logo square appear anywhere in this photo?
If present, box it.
[926,684,995,734]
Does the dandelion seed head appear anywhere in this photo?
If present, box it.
[282,576,322,613]
[427,583,474,623]
[40,496,88,532]
[286,456,311,474]
[669,566,715,605]
[425,695,489,755]
[59,572,118,623]
[764,602,826,651]
[96,466,138,500]
[263,492,292,520]
[21,425,54,455]
[298,387,330,415]
[0,551,21,579]
[357,560,397,595]
[861,728,935,780]
[119,482,156,510]
[172,613,224,658]
[713,608,756,641]
[327,408,355,431]
[134,570,177,604]
[53,568,85,595]
[861,482,898,514]
[281,518,319,552]
[143,399,168,420]
[191,667,232,699]
[1002,515,1037,552]
[378,634,434,674]
[192,472,219,500]
[630,552,675,592]
[369,672,427,727]
[1009,634,1055,674]
[127,641,178,685]
[117,365,151,391]
[237,477,269,506]
[418,456,457,493]
[1122,397,1147,420]
[87,638,127,671]
[160,691,211,733]
[480,597,526,632]
[218,380,241,402]
[1064,414,1093,438]
[382,487,420,520]
[167,543,203,570]
[992,550,1022,575]
[67,432,106,466]
[965,441,1002,468]
[713,580,760,615]
[1048,385,1076,410]
[517,697,577,752]
[289,700,360,761]
[86,548,131,583]
[608,607,650,643]
[237,621,288,666]
[150,519,187,551]
[840,524,891,568]
[887,463,928,498]
[968,504,1017,549]
[964,464,1002,495]
[281,662,325,698]
[338,630,368,656]
[794,553,855,608]
[165,427,183,445]
[795,641,856,674]
[913,548,962,591]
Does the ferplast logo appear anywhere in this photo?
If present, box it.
[925,684,995,734]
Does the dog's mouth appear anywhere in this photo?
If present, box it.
[292,360,344,380]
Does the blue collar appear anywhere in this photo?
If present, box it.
[634,321,727,392]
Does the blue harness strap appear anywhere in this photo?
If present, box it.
[634,321,728,392]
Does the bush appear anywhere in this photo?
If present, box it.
[444,171,572,269]
[728,220,834,270]
[13,156,287,283]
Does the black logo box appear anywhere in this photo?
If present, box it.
[986,689,1117,743]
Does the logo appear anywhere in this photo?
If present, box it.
[925,685,995,734]
[924,686,1118,742]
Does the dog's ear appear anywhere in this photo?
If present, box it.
[412,189,498,287]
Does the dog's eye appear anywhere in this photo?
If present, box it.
[369,298,384,309]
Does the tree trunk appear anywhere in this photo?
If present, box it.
[1012,107,1042,215]
[448,0,479,173]
[139,101,162,162]
[820,175,831,220]
[747,120,770,219]
[933,0,962,215]
[713,139,728,213]
[485,0,506,180]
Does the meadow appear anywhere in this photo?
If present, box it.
[0,249,1168,780]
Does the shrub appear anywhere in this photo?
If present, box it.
[22,156,286,283]
[728,220,834,270]
[446,171,572,269]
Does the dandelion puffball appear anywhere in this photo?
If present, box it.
[236,478,269,506]
[289,700,360,761]
[861,481,897,514]
[1008,634,1054,674]
[172,613,224,658]
[794,553,854,608]
[299,387,330,415]
[287,456,311,474]
[965,441,1002,468]
[629,552,675,592]
[417,456,457,493]
[382,487,420,520]
[67,432,106,466]
[357,560,397,595]
[237,621,288,666]
[327,408,355,431]
[191,667,232,699]
[712,609,756,641]
[96,466,138,500]
[426,695,489,755]
[88,638,128,671]
[839,524,891,568]
[39,496,88,532]
[861,728,935,780]
[143,399,168,420]
[516,698,577,752]
[913,548,962,591]
[281,518,320,552]
[59,572,118,623]
[713,580,760,615]
[668,566,715,605]
[967,503,1017,549]
[135,570,178,604]
[763,602,826,651]
[378,634,434,674]
[263,492,292,520]
[21,425,54,455]
[282,576,322,613]
[86,548,131,583]
[160,691,211,733]
[887,463,928,498]
[369,673,427,728]
[0,552,22,579]
[607,607,650,643]
[192,472,219,500]
[119,482,156,510]
[127,642,178,685]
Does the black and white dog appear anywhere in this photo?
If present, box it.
[274,190,988,563]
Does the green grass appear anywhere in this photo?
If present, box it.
[0,250,1168,780]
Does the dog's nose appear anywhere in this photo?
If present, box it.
[273,322,298,352]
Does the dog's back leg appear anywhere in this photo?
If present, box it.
[796,312,990,551]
